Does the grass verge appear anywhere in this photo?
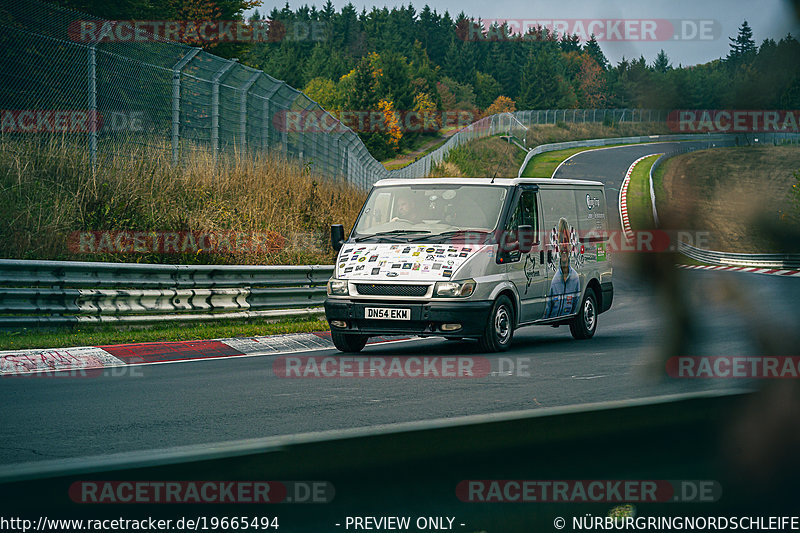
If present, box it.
[625,154,661,230]
[0,314,330,351]
[381,133,449,169]
[429,136,526,178]
[520,144,633,178]
[657,145,800,253]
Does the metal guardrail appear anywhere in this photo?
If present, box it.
[678,241,800,269]
[518,131,800,179]
[0,390,773,530]
[0,259,333,326]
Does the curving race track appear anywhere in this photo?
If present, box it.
[2,140,798,466]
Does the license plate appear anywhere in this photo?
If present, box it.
[365,307,410,320]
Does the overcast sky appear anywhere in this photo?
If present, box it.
[248,0,800,66]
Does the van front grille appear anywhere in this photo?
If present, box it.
[354,284,428,297]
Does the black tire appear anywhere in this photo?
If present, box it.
[478,295,515,352]
[569,289,598,340]
[331,331,368,353]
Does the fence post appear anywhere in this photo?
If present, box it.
[170,48,200,165]
[239,71,261,149]
[211,60,236,157]
[87,43,97,170]
[261,83,282,151]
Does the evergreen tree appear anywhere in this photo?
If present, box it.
[518,48,562,109]
[560,33,581,53]
[652,50,672,73]
[583,35,607,70]
[727,20,756,63]
[474,71,502,109]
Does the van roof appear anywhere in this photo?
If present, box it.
[372,177,604,187]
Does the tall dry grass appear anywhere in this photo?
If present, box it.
[0,138,366,264]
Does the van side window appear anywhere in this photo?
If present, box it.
[505,190,539,243]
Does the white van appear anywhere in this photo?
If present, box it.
[324,178,613,352]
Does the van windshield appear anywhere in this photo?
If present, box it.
[352,184,509,242]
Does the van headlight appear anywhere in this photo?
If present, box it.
[434,279,476,298]
[327,279,349,296]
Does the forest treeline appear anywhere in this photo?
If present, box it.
[47,0,800,157]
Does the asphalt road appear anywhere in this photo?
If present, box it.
[1,139,793,466]
[552,139,737,230]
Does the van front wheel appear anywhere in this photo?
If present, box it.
[478,295,514,352]
[331,331,368,352]
[569,289,597,340]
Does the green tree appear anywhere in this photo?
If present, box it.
[727,20,756,63]
[518,49,562,109]
[303,77,338,109]
[652,50,672,73]
[474,71,502,109]
[584,35,608,70]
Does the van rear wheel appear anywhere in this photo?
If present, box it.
[331,331,368,352]
[569,289,597,340]
[478,295,514,352]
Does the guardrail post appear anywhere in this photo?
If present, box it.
[170,48,201,165]
[211,60,236,158]
[240,71,261,149]
[87,43,97,171]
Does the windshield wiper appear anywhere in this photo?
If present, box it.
[409,229,491,242]
[354,229,431,242]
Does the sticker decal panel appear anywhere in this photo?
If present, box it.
[336,243,486,280]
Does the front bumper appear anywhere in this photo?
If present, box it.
[324,299,493,337]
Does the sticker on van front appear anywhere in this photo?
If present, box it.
[336,243,485,280]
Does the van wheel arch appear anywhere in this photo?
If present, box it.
[586,278,602,312]
[496,288,519,329]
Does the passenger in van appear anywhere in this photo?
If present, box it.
[545,218,581,318]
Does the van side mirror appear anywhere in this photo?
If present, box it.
[517,225,533,254]
[331,224,345,252]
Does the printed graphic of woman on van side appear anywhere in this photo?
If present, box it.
[545,218,581,319]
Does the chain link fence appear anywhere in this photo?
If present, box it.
[0,0,663,189]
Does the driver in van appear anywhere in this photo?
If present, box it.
[391,195,425,223]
